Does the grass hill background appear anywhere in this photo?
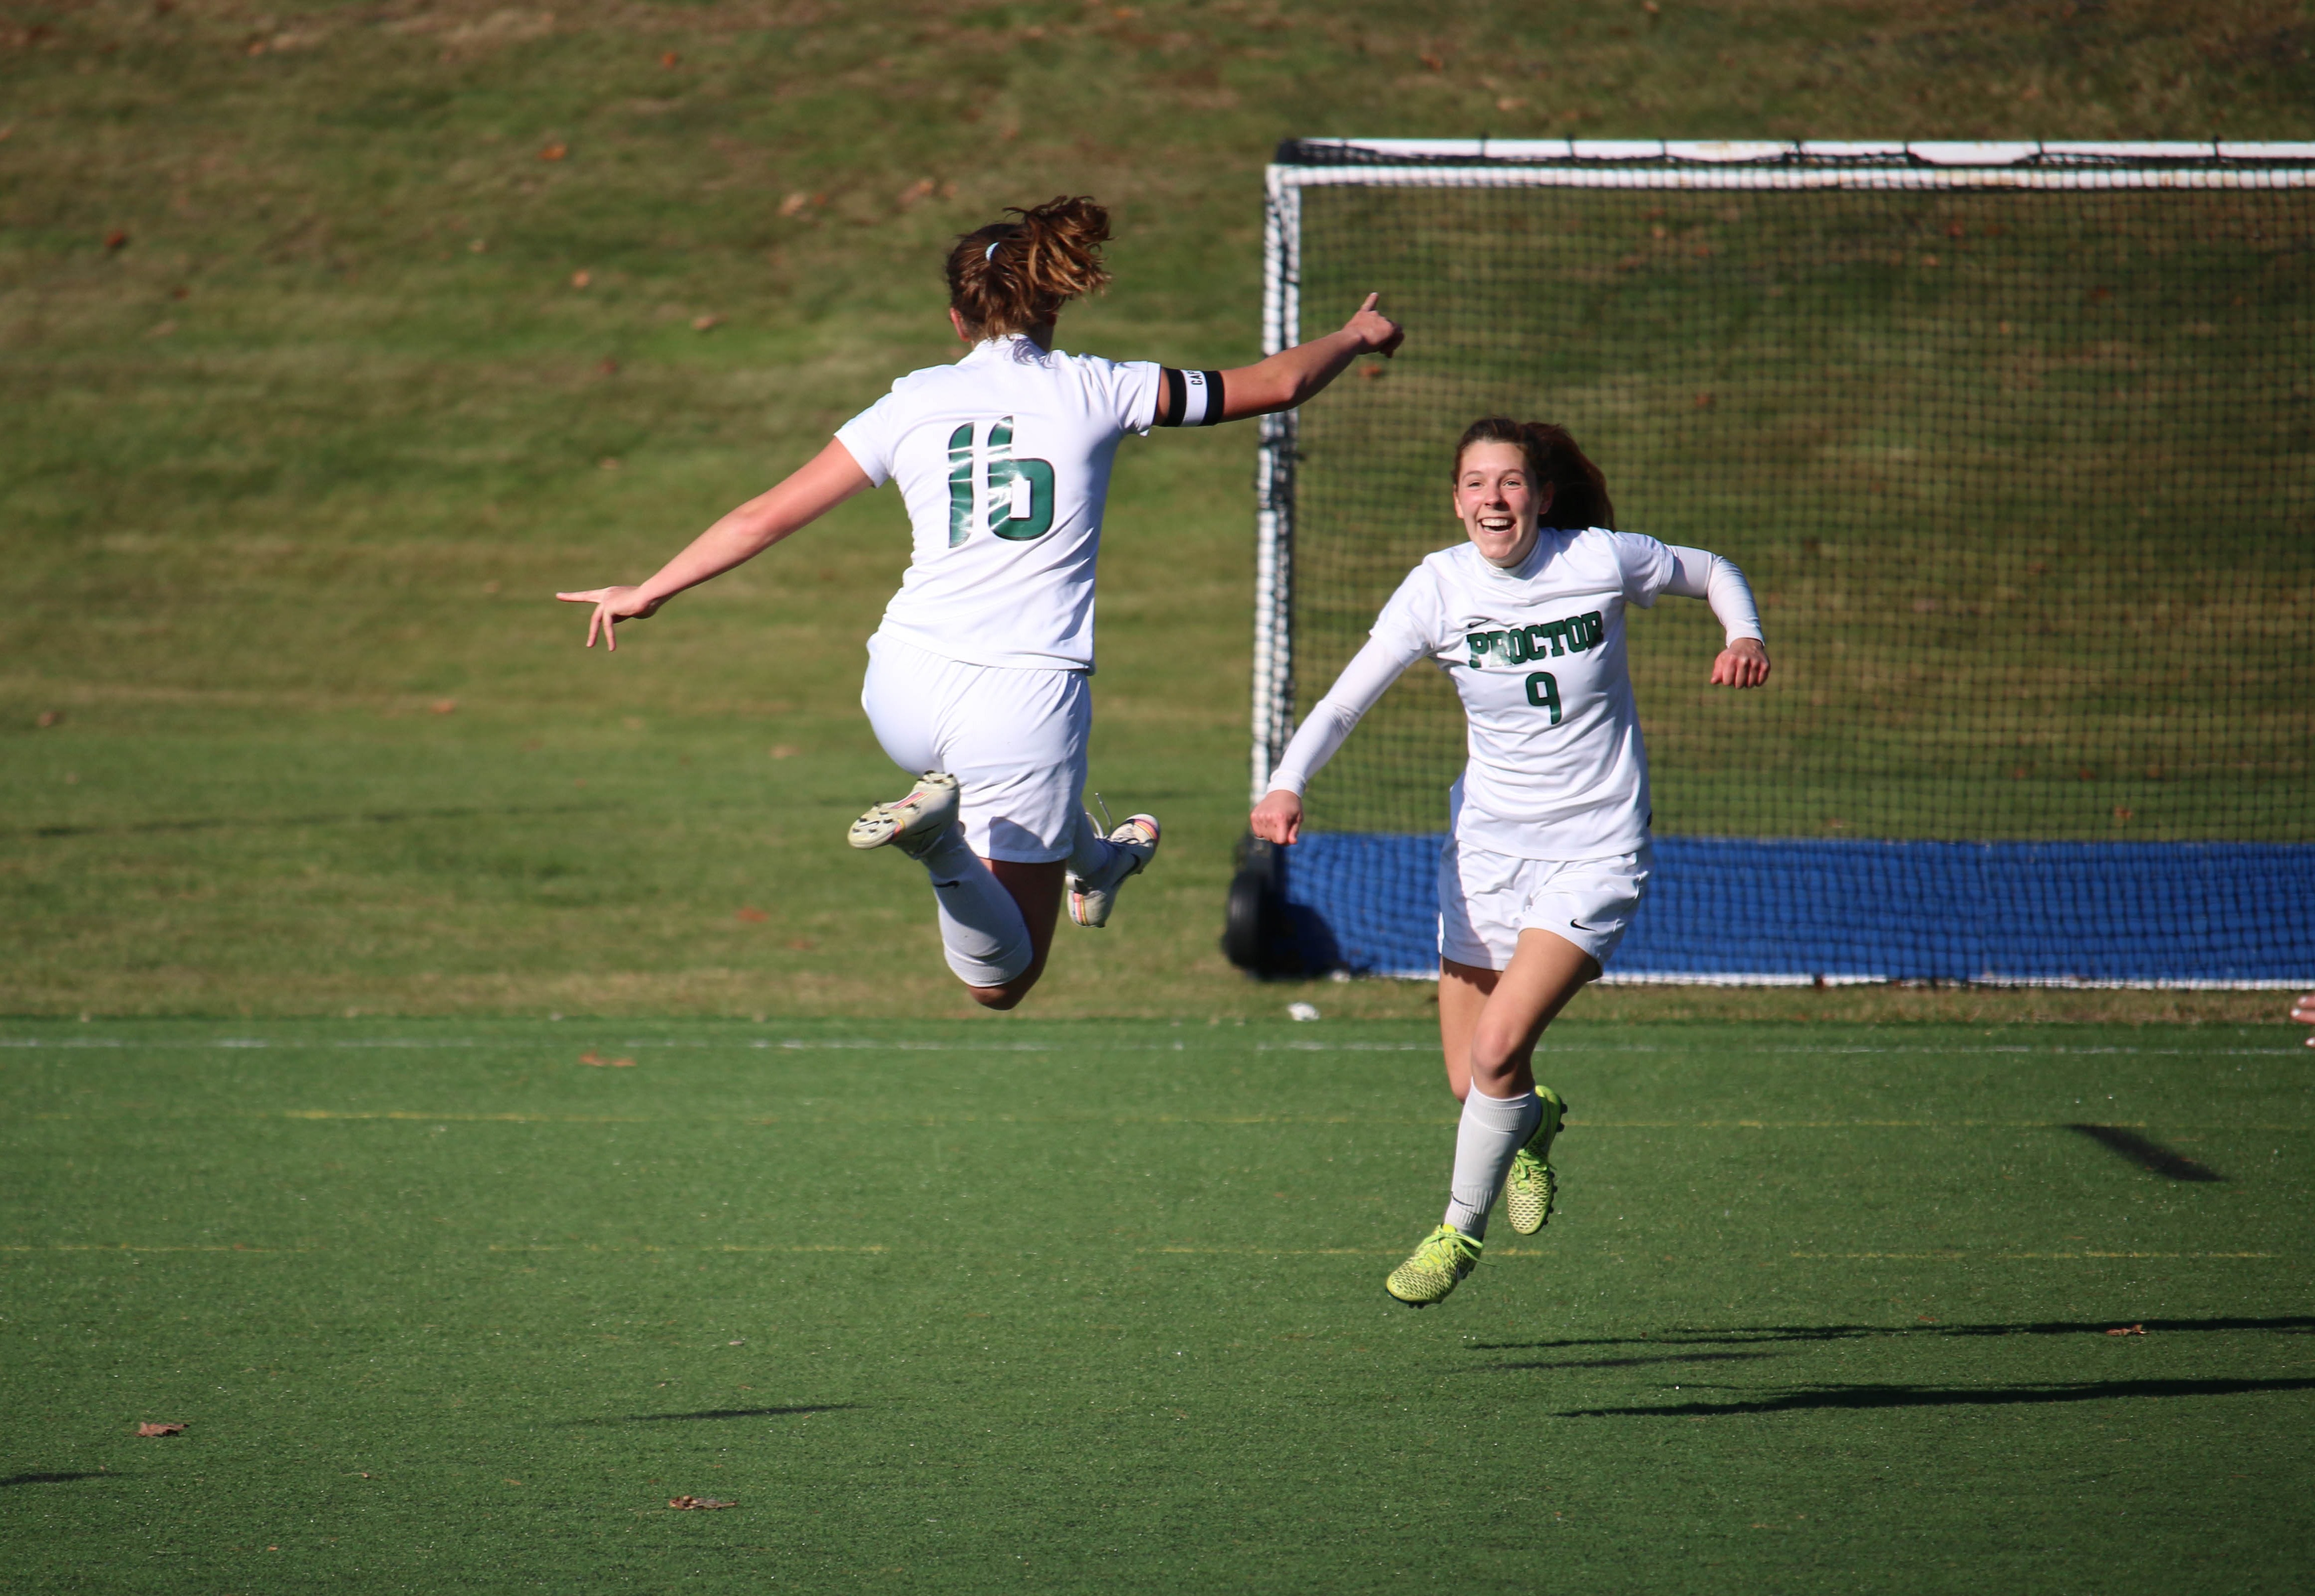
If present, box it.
[4,0,2309,1020]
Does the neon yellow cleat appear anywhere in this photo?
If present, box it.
[1384,1224,1482,1308]
[1503,1085,1568,1237]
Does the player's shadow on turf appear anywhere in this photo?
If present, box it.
[1560,1376,2315,1417]
[1465,1315,2315,1352]
[571,1404,858,1425]
[2065,1123,2225,1181]
[0,1472,116,1488]
[1482,1350,1783,1373]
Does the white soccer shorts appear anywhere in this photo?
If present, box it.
[861,632,1090,864]
[1437,838,1653,972]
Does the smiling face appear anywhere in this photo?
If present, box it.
[1454,440,1553,569]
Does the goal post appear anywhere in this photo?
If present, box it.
[1233,140,2315,988]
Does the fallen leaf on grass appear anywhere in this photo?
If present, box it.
[660,50,680,67]
[36,710,62,728]
[579,1051,636,1069]
[2105,1324,2146,1337]
[691,314,722,332]
[105,229,130,251]
[539,142,568,161]
[137,1422,186,1437]
[570,269,591,288]
[735,907,770,924]
[429,699,457,715]
[669,1496,736,1510]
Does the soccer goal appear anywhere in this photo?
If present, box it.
[1230,139,2315,987]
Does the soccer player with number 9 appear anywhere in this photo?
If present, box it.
[560,197,1403,1008]
[1249,418,1770,1306]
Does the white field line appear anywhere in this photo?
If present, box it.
[3,1243,2286,1262]
[5,1036,2302,1058]
[16,1109,2311,1132]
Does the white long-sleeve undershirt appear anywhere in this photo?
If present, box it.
[1265,544,1762,798]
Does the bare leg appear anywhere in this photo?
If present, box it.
[1436,960,1493,1104]
[1438,931,1599,1101]
[964,859,1065,1010]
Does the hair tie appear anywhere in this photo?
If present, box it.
[984,240,1001,261]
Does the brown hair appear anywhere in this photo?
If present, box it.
[945,196,1113,340]
[1453,417,1615,531]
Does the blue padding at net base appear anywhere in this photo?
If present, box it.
[1282,834,2315,984]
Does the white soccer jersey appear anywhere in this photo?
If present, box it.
[1276,529,1688,861]
[835,335,1168,673]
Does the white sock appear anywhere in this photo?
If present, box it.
[1064,807,1112,878]
[915,825,1033,986]
[1442,1088,1543,1241]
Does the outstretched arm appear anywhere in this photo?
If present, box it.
[1206,294,1405,424]
[1663,545,1771,689]
[1249,630,1423,844]
[556,439,875,651]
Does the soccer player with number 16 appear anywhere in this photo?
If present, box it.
[561,197,1403,1010]
[1251,419,1770,1306]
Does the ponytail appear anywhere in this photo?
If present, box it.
[945,196,1113,340]
[1453,417,1614,531]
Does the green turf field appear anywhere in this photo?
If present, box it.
[3,1,2308,1020]
[4,1016,2310,1592]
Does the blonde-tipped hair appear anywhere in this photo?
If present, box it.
[945,195,1113,339]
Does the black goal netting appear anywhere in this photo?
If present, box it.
[1253,144,2315,984]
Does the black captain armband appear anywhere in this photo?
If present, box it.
[1156,368,1226,427]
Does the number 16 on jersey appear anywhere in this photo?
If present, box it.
[947,417,1055,545]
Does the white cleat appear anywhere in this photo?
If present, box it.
[847,771,961,859]
[1067,813,1160,929]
